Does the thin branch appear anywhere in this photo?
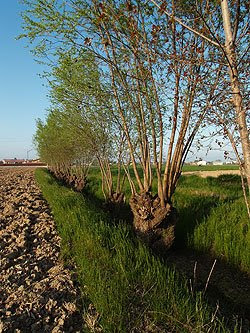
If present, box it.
[232,0,240,43]
[149,0,220,47]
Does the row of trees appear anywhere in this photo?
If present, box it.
[22,0,249,246]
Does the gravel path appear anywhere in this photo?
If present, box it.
[0,168,82,333]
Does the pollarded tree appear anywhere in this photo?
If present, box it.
[34,111,76,176]
[34,109,93,191]
[47,49,127,203]
[150,0,250,196]
[83,0,222,246]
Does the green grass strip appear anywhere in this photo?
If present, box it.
[35,169,238,332]
[172,175,249,272]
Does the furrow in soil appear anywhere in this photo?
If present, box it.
[0,168,82,333]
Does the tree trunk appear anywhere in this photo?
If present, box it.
[104,192,126,218]
[130,192,177,250]
[108,192,125,205]
[221,0,250,194]
[74,176,87,192]
[68,174,77,187]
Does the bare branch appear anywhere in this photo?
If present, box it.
[149,0,220,47]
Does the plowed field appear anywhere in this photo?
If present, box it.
[0,168,82,332]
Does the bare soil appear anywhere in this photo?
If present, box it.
[0,168,82,333]
[183,169,240,177]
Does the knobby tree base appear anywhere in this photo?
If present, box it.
[74,177,87,192]
[49,170,87,192]
[104,192,126,217]
[130,192,177,251]
[108,192,125,205]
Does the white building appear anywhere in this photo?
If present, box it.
[2,158,25,164]
[196,160,207,166]
[213,160,223,166]
[225,160,237,165]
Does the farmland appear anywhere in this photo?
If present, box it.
[0,164,249,332]
[0,167,82,332]
[36,166,249,332]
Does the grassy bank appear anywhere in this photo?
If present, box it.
[182,165,239,172]
[173,175,249,272]
[35,168,238,332]
[87,167,249,273]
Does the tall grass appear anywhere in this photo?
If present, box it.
[88,166,249,273]
[182,165,239,172]
[173,175,249,272]
[35,168,238,332]
[189,198,249,271]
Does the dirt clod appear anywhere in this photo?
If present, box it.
[0,168,82,333]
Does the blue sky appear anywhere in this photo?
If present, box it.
[0,1,49,159]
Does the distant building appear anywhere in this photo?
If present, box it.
[196,160,207,166]
[0,158,46,166]
[188,160,207,166]
[24,159,43,164]
[2,158,26,164]
[212,160,223,166]
[224,160,238,165]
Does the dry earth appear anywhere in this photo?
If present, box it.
[183,169,240,177]
[0,168,82,333]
